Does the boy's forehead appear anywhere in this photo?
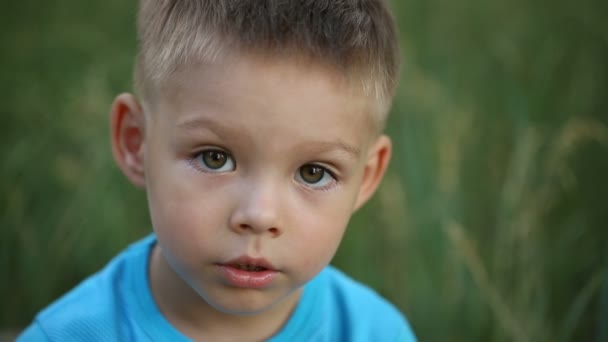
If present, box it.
[156,54,374,122]
[147,54,378,147]
[163,53,361,96]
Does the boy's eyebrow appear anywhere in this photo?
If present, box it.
[297,141,361,159]
[175,117,361,158]
[176,117,230,136]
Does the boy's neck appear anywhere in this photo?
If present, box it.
[148,244,301,341]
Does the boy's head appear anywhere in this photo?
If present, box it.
[134,0,400,133]
[110,0,400,326]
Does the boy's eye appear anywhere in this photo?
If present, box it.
[194,150,235,172]
[296,164,335,188]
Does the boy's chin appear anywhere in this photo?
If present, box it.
[195,285,302,317]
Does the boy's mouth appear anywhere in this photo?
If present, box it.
[232,263,268,272]
[217,256,278,288]
[221,256,277,272]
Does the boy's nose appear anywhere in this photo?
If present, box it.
[228,179,283,238]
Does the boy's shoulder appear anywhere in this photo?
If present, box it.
[318,266,401,315]
[18,235,163,342]
[275,265,417,341]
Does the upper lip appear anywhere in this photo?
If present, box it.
[220,256,277,271]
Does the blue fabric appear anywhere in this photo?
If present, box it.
[18,235,416,341]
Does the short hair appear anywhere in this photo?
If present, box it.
[135,0,400,130]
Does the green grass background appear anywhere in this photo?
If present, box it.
[1,0,607,340]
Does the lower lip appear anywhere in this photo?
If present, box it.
[217,265,278,289]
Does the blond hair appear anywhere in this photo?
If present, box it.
[135,0,400,128]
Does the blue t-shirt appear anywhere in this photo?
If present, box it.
[19,235,416,341]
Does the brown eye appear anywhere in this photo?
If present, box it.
[299,165,326,184]
[203,151,226,169]
[196,150,235,172]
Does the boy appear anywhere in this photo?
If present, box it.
[19,0,416,341]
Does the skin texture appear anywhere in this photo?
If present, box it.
[110,54,392,341]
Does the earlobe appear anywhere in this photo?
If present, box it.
[110,93,147,188]
[353,135,392,211]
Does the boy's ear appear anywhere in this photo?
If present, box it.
[353,135,392,211]
[110,93,146,188]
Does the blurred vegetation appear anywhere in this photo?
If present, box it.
[1,0,607,341]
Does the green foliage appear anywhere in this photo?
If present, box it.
[2,0,607,340]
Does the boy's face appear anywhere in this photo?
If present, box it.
[112,54,391,316]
